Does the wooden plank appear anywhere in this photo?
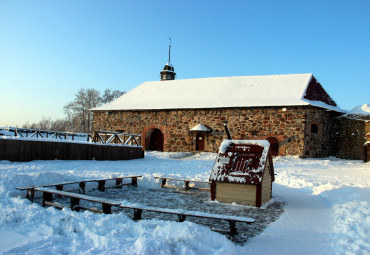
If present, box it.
[216,190,256,199]
[44,201,67,209]
[216,182,257,205]
[0,138,143,162]
[35,187,121,205]
[16,176,142,191]
[216,193,256,200]
[118,204,255,223]
[154,177,209,184]
[216,182,256,193]
[216,197,256,206]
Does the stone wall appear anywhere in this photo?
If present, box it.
[302,108,338,158]
[333,116,369,160]
[92,106,339,157]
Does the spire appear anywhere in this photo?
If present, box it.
[160,37,176,81]
[168,37,171,64]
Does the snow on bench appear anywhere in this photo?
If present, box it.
[35,187,121,214]
[154,176,210,191]
[16,176,142,201]
[119,203,255,235]
[33,187,255,236]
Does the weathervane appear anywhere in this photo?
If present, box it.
[168,37,172,64]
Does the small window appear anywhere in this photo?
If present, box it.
[252,131,258,137]
[311,124,318,134]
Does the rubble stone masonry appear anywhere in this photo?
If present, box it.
[333,115,370,160]
[92,106,340,158]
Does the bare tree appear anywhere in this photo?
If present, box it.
[64,88,101,133]
[100,89,125,104]
[18,88,124,133]
[38,117,52,130]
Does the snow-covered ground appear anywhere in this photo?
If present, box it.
[0,152,369,254]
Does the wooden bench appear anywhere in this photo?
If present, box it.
[35,187,121,214]
[154,177,210,191]
[34,187,254,236]
[16,175,142,202]
[119,204,255,235]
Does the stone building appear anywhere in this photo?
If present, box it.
[332,105,370,161]
[91,62,356,158]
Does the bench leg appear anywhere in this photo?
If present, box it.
[102,203,112,214]
[56,185,63,191]
[185,181,190,191]
[56,185,63,198]
[115,178,123,187]
[79,182,86,194]
[42,192,53,207]
[71,198,80,211]
[131,177,138,187]
[161,179,167,188]
[228,220,238,236]
[26,188,35,202]
[98,180,105,192]
[133,209,143,220]
[177,214,187,222]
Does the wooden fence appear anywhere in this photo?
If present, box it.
[0,127,89,141]
[0,138,144,162]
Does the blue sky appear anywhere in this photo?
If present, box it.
[0,0,369,126]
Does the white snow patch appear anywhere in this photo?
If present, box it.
[347,103,370,115]
[218,139,270,154]
[0,153,369,254]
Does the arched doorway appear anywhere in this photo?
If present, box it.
[196,133,205,151]
[148,129,164,151]
[266,137,279,156]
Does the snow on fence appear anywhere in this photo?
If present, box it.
[0,127,90,141]
[0,128,142,147]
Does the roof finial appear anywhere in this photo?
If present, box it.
[168,37,171,64]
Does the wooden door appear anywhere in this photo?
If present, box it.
[196,133,205,151]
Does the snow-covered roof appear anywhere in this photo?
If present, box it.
[347,104,370,116]
[209,140,274,184]
[91,73,344,112]
[190,124,210,132]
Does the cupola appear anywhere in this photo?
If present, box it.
[160,38,176,81]
[160,63,176,81]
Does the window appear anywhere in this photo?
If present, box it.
[311,123,318,134]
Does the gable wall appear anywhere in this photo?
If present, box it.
[92,106,336,157]
[304,76,337,106]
